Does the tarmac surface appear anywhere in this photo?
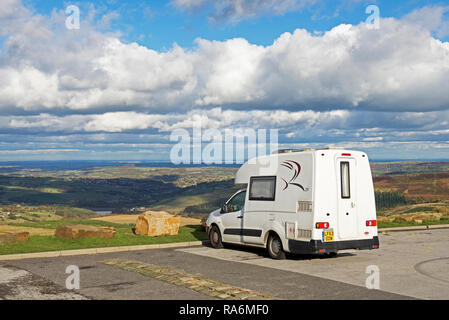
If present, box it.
[1,228,448,300]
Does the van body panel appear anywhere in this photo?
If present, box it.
[206,149,379,255]
[243,152,313,245]
[258,220,287,248]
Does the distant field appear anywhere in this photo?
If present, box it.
[92,214,202,226]
[0,205,97,224]
[374,172,449,201]
[150,180,239,216]
[373,171,449,219]
[0,161,448,221]
[370,161,449,176]
[0,165,237,212]
[1,165,237,188]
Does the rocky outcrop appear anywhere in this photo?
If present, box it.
[55,224,116,239]
[0,232,29,245]
[135,211,181,237]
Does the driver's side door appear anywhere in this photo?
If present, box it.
[220,190,246,244]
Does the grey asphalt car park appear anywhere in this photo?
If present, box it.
[1,228,448,300]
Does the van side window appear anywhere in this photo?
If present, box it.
[249,176,276,201]
[340,162,350,199]
[227,191,246,212]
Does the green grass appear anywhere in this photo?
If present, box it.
[2,216,448,255]
[378,217,449,229]
[0,219,207,255]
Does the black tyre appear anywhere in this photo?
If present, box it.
[267,234,286,260]
[209,225,223,249]
[325,252,338,258]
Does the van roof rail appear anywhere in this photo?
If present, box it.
[315,147,344,150]
[272,148,311,154]
[272,147,345,154]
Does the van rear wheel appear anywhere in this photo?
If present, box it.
[209,225,223,249]
[267,234,286,260]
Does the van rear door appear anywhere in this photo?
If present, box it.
[336,158,358,240]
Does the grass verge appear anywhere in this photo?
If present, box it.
[2,218,449,256]
[0,219,207,255]
[378,217,449,229]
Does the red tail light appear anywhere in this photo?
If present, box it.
[341,153,351,156]
[366,220,377,227]
[316,222,330,229]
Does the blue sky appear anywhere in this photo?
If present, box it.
[22,0,449,49]
[0,0,449,161]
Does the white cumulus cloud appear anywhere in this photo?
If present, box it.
[1,1,449,160]
[0,2,448,114]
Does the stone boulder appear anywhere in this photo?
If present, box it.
[55,224,115,239]
[135,211,181,237]
[0,232,29,245]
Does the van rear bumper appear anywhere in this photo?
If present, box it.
[288,236,379,254]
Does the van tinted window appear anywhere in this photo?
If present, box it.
[249,176,276,201]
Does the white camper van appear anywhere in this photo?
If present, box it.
[205,148,379,259]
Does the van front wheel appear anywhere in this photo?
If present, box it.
[267,234,286,260]
[209,225,223,249]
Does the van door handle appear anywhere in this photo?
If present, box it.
[237,216,243,219]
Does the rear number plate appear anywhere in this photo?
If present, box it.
[322,230,334,242]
